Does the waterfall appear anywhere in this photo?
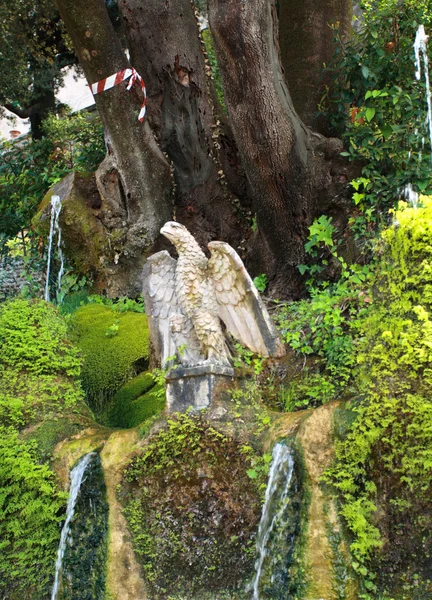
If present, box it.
[51,452,96,600]
[252,443,295,600]
[414,25,432,160]
[403,25,431,207]
[44,195,65,302]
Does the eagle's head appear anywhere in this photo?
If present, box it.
[161,221,206,259]
[160,221,188,243]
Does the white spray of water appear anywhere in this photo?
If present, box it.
[403,183,419,208]
[414,25,432,158]
[252,443,294,600]
[403,26,431,207]
[51,452,95,600]
[44,195,65,302]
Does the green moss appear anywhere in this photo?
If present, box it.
[121,413,261,599]
[70,303,150,414]
[325,198,432,597]
[109,372,165,428]
[23,418,82,463]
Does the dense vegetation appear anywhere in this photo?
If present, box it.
[0,299,91,599]
[1,0,432,598]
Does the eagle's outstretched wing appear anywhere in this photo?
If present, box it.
[208,242,285,358]
[142,251,203,367]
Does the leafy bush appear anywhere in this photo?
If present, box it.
[325,198,432,597]
[109,371,165,428]
[121,412,261,599]
[276,216,373,409]
[0,111,104,245]
[0,427,66,600]
[70,303,150,414]
[0,298,88,427]
[322,0,432,235]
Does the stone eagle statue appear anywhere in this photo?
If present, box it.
[142,221,285,368]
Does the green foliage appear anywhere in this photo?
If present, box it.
[109,371,165,428]
[276,217,373,409]
[253,273,268,293]
[322,0,432,235]
[0,427,66,599]
[0,298,87,428]
[70,303,150,414]
[0,112,104,244]
[201,29,226,112]
[325,198,432,597]
[0,0,68,117]
[121,412,261,598]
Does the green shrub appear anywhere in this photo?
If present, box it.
[325,198,432,597]
[321,0,432,236]
[70,303,150,414]
[0,298,88,428]
[109,372,165,428]
[0,427,66,600]
[0,111,104,247]
[275,216,373,410]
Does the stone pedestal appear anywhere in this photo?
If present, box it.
[166,364,235,413]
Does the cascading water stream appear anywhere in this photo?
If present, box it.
[414,24,432,159]
[44,194,65,302]
[252,443,294,600]
[51,452,96,600]
[403,25,431,208]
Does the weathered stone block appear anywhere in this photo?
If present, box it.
[166,364,234,412]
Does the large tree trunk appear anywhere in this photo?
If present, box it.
[56,0,172,296]
[118,0,247,248]
[208,0,352,296]
[208,0,315,295]
[279,0,352,134]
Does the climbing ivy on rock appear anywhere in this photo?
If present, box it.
[325,198,432,598]
[322,0,432,236]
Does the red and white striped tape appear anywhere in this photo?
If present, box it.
[89,67,147,122]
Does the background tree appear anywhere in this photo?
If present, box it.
[279,0,352,134]
[0,0,74,139]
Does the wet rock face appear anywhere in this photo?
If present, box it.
[120,413,262,599]
[58,453,109,600]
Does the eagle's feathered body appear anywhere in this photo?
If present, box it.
[143,222,285,368]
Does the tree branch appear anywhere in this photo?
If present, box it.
[4,103,31,119]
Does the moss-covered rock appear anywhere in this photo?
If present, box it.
[70,303,150,415]
[32,172,108,283]
[58,453,109,600]
[109,372,165,428]
[120,412,262,599]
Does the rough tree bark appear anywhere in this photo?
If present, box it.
[279,0,352,133]
[208,0,352,296]
[118,0,247,248]
[55,0,172,296]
